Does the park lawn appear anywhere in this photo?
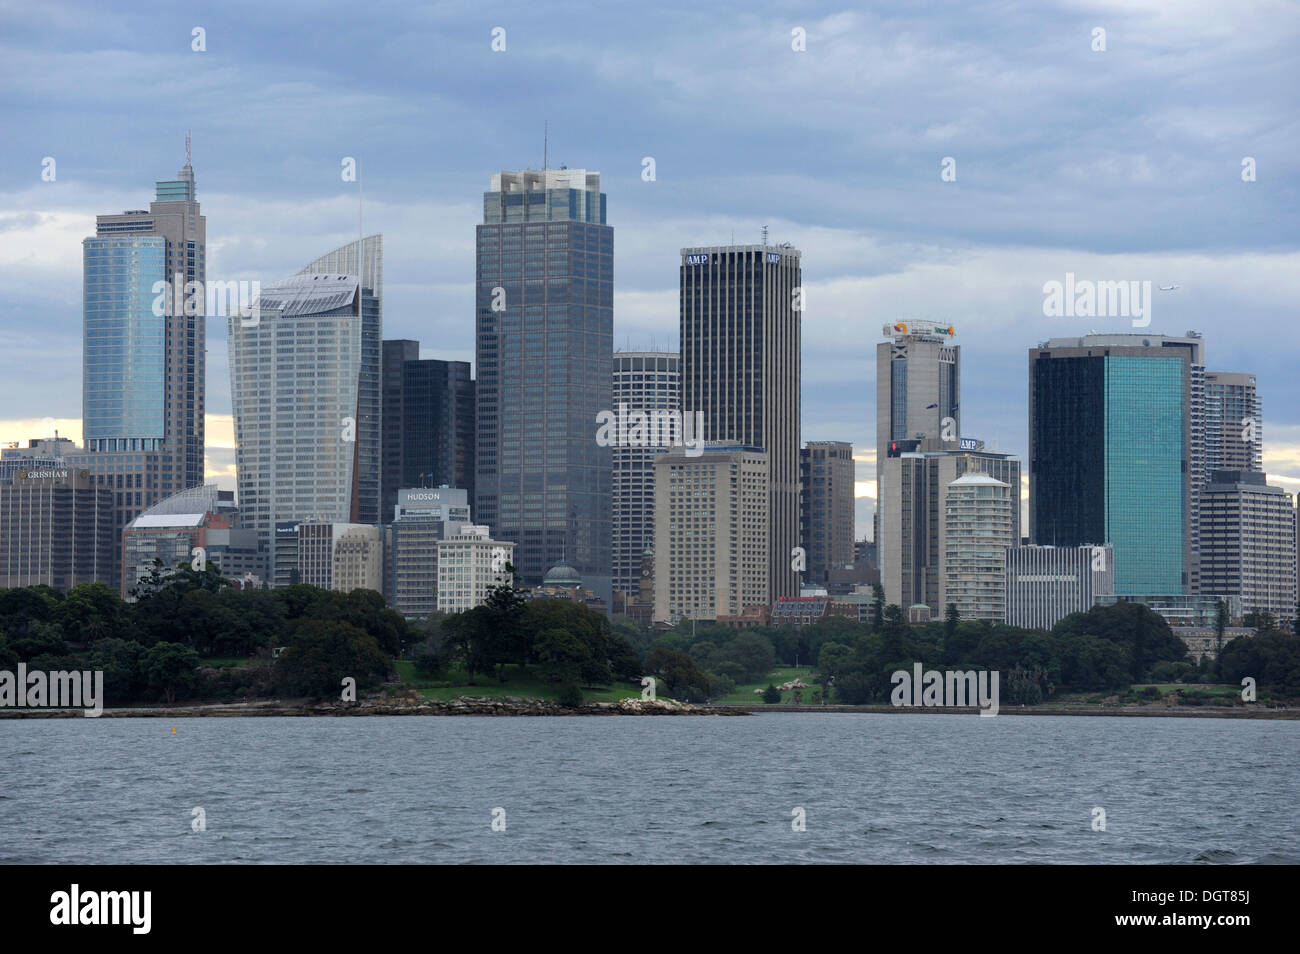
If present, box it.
[198,656,254,668]
[393,660,639,703]
[717,665,821,704]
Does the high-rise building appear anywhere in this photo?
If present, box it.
[228,238,382,575]
[436,525,514,613]
[72,148,207,584]
[653,443,769,623]
[1029,333,1203,597]
[385,487,471,618]
[474,169,612,595]
[1199,470,1296,623]
[1204,372,1262,478]
[800,441,855,584]
[942,473,1017,620]
[875,321,960,540]
[0,468,114,589]
[1005,544,1115,630]
[381,340,474,518]
[611,351,681,602]
[879,442,1020,613]
[680,244,801,599]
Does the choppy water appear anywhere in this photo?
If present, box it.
[2,713,1296,863]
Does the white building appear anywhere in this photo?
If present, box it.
[436,525,515,613]
[1005,544,1115,630]
[941,473,1016,621]
[298,522,383,594]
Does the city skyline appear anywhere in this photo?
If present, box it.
[3,2,1298,542]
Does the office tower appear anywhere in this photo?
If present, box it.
[298,236,383,526]
[1005,544,1115,630]
[875,321,960,513]
[611,351,681,602]
[800,441,855,584]
[680,244,801,600]
[228,238,382,575]
[72,147,206,583]
[436,526,515,613]
[381,340,419,517]
[0,469,114,589]
[1029,333,1203,597]
[121,484,261,596]
[879,442,1020,612]
[386,487,471,618]
[1199,471,1297,623]
[381,340,475,518]
[653,443,769,623]
[941,474,1017,620]
[474,169,612,595]
[273,522,301,588]
[1204,372,1262,477]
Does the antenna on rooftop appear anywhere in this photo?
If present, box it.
[185,130,192,166]
[761,225,769,246]
[543,120,549,171]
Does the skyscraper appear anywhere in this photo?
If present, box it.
[680,244,801,600]
[381,340,474,518]
[474,169,612,593]
[800,441,856,584]
[875,321,960,529]
[299,236,383,526]
[73,147,206,583]
[1029,333,1203,596]
[1204,372,1262,477]
[612,351,680,601]
[227,238,382,576]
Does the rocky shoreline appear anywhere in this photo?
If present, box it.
[0,696,748,718]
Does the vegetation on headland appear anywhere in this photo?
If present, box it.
[0,561,1297,711]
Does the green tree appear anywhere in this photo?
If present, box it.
[871,583,885,632]
[141,641,201,705]
[53,582,130,645]
[762,683,782,704]
[273,619,390,700]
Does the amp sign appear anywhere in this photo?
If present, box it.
[766,252,781,264]
[959,437,979,451]
[685,254,709,266]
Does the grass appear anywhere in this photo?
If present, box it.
[716,666,821,705]
[197,656,254,668]
[392,660,640,703]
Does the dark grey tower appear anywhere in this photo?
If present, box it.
[474,169,612,593]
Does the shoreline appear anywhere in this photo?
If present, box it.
[1,699,1296,719]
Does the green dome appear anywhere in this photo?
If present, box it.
[543,563,582,586]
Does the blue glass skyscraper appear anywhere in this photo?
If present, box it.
[1029,333,1204,596]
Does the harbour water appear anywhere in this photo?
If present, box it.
[3,713,1296,864]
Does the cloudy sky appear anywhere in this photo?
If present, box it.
[2,0,1297,537]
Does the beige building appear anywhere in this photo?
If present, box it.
[298,522,383,594]
[653,443,769,623]
[436,525,515,613]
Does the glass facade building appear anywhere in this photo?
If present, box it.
[228,243,382,578]
[1030,336,1201,596]
[474,169,612,594]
